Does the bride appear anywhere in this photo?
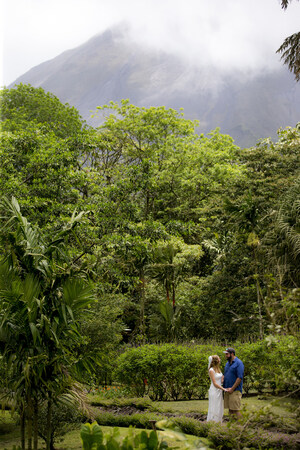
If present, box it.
[207,355,227,423]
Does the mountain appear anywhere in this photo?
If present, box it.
[10,25,300,147]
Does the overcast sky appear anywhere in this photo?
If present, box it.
[1,0,300,86]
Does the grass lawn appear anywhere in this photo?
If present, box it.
[155,394,298,421]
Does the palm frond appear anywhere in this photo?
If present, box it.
[277,32,300,82]
[62,279,95,311]
[58,381,93,420]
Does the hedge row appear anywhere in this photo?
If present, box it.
[113,335,300,400]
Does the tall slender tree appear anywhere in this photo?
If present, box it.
[0,197,96,450]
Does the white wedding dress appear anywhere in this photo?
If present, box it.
[207,368,224,423]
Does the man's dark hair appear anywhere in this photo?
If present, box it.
[225,347,235,355]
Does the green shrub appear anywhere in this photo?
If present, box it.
[267,334,300,394]
[90,396,155,411]
[234,340,271,394]
[207,422,300,449]
[114,343,214,401]
[38,401,85,448]
[206,402,300,449]
[93,411,165,429]
[172,416,210,438]
[236,335,300,395]
[114,338,299,400]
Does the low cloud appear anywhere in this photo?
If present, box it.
[2,0,300,85]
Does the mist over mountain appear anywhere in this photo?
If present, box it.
[10,24,300,147]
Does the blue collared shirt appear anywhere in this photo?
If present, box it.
[223,357,244,393]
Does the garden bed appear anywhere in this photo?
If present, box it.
[88,394,300,449]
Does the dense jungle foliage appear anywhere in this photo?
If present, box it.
[0,84,299,449]
[1,83,299,345]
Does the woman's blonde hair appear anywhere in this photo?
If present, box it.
[208,355,221,372]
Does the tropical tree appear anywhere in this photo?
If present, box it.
[97,232,154,343]
[0,197,96,450]
[0,83,85,137]
[148,237,202,310]
[90,100,200,222]
[0,84,98,232]
[265,177,300,286]
[215,124,300,338]
[262,177,300,336]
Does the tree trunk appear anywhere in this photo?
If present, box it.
[33,397,39,450]
[255,276,264,339]
[140,270,146,344]
[145,191,150,220]
[20,404,26,450]
[172,282,176,310]
[46,396,53,450]
[253,248,264,339]
[27,398,33,450]
[166,284,170,303]
[50,434,55,450]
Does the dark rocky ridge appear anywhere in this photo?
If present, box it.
[10,25,300,147]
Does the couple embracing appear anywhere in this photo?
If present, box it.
[207,347,244,423]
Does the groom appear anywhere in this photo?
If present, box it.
[223,347,244,418]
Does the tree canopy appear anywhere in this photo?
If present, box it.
[1,84,299,346]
